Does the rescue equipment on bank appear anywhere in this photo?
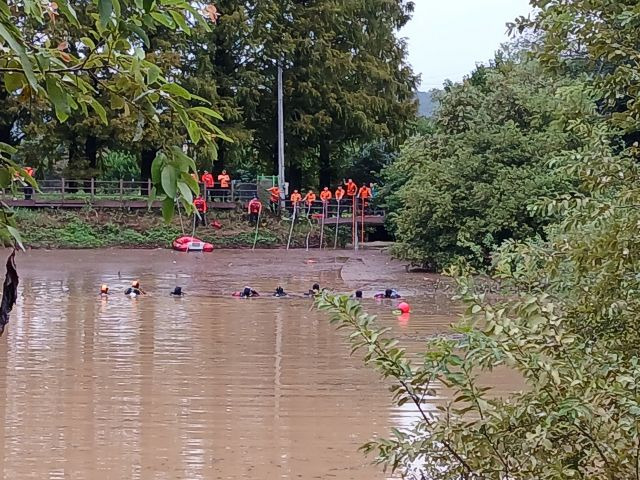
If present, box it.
[172,236,214,252]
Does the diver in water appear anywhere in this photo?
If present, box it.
[374,288,401,299]
[273,286,287,297]
[353,290,363,299]
[170,287,183,296]
[124,280,145,297]
[100,284,109,297]
[233,286,260,298]
[306,283,322,296]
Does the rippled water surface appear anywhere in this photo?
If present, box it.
[0,249,515,479]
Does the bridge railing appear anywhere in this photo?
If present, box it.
[277,199,383,218]
[4,179,385,216]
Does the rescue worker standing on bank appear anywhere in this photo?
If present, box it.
[194,194,207,228]
[320,187,332,216]
[345,179,357,198]
[303,189,316,215]
[248,195,262,225]
[334,185,345,216]
[201,170,214,199]
[217,169,231,201]
[358,183,372,214]
[290,189,302,216]
[267,185,281,214]
[23,166,34,200]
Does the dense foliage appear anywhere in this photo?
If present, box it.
[0,0,228,242]
[382,59,579,270]
[1,0,418,188]
[319,1,640,479]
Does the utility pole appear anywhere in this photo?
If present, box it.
[277,63,286,201]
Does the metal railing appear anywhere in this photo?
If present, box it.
[4,178,386,218]
[5,178,250,202]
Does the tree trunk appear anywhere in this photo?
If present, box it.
[319,141,331,188]
[0,88,13,146]
[289,160,302,191]
[85,135,98,169]
[140,149,156,195]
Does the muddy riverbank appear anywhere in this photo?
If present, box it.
[15,209,354,250]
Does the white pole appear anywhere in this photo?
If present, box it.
[277,63,285,207]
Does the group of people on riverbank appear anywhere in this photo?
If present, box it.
[191,176,378,229]
[286,179,375,217]
[196,169,232,201]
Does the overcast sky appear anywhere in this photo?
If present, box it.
[400,0,533,89]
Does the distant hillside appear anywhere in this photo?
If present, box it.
[416,90,440,117]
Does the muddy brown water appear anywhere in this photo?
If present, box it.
[0,249,518,479]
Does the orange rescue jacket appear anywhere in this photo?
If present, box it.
[320,189,332,201]
[303,191,316,205]
[194,197,207,213]
[290,192,302,204]
[268,186,280,202]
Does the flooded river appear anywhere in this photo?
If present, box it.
[0,249,513,479]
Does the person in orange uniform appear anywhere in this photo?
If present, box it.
[247,195,263,225]
[345,178,357,197]
[358,183,372,213]
[23,166,34,200]
[290,189,302,216]
[320,187,332,203]
[319,187,332,217]
[194,194,207,228]
[303,189,316,214]
[201,170,214,198]
[217,169,231,201]
[267,185,281,214]
[334,185,345,216]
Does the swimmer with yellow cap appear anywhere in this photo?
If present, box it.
[100,284,109,297]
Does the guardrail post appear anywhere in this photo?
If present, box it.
[147,179,151,197]
[61,178,65,202]
[90,178,95,200]
[230,182,235,202]
[119,179,124,203]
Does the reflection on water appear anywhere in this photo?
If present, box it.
[0,249,514,479]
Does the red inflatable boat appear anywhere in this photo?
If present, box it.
[172,236,214,252]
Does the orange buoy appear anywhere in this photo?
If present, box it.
[398,302,411,314]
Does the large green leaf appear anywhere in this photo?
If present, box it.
[186,120,201,144]
[89,98,108,125]
[150,11,174,28]
[0,143,17,155]
[180,171,199,193]
[170,146,196,173]
[127,23,150,48]
[177,180,193,204]
[161,197,175,223]
[57,0,80,26]
[98,0,113,26]
[7,226,24,251]
[151,152,165,187]
[0,24,37,89]
[160,82,191,99]
[169,10,190,33]
[189,106,224,120]
[45,76,70,122]
[161,164,177,199]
